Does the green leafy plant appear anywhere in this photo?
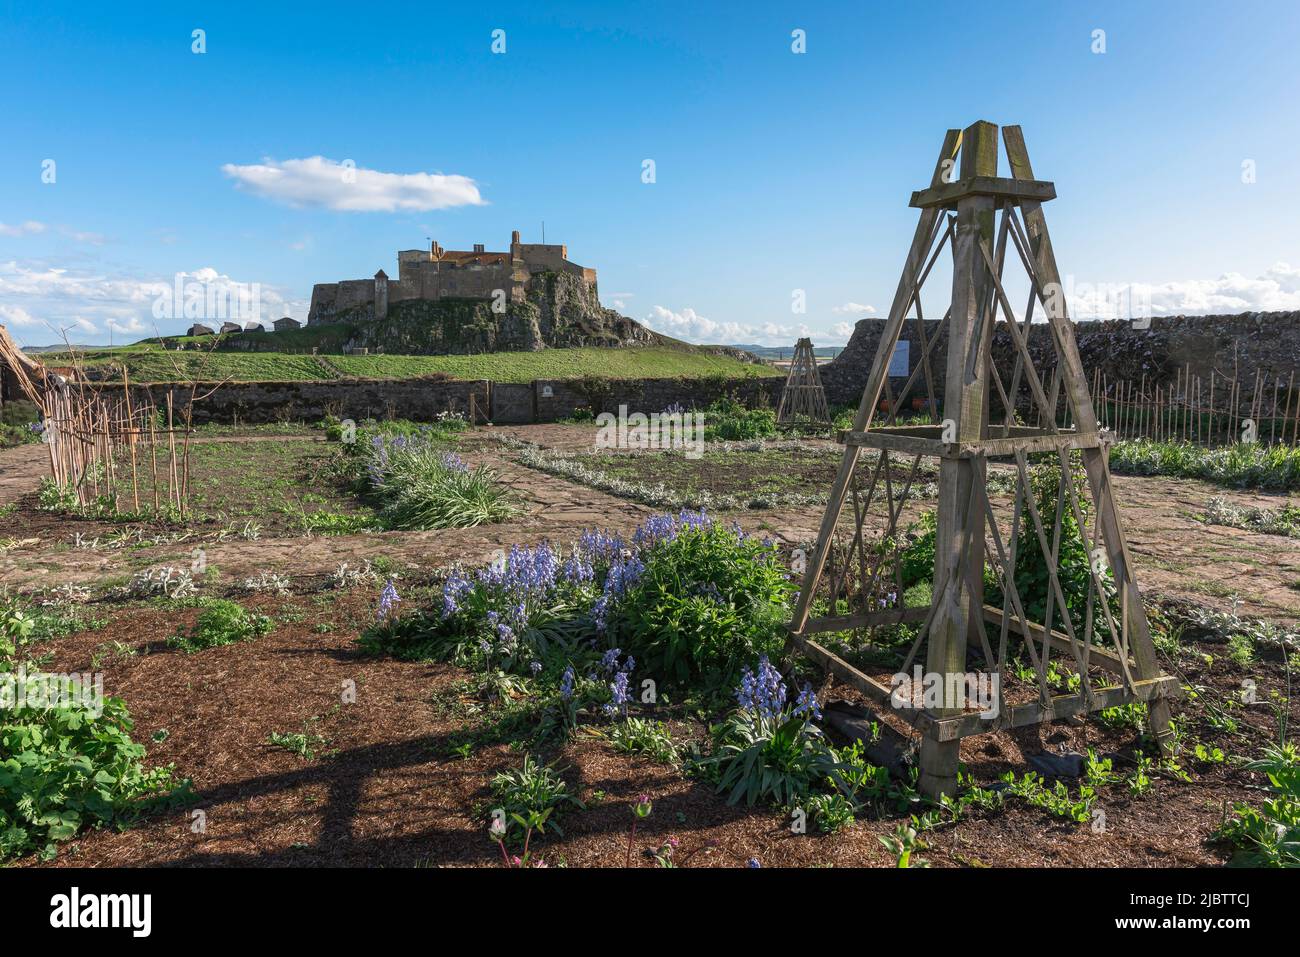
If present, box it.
[879,822,929,868]
[0,600,186,861]
[701,396,777,441]
[1215,743,1300,867]
[695,663,844,814]
[489,755,584,841]
[1001,771,1095,823]
[343,425,515,530]
[168,599,273,652]
[267,729,329,760]
[805,792,856,833]
[607,717,678,764]
[610,521,794,695]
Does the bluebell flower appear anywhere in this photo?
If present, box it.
[377,580,400,620]
[735,655,787,719]
[441,571,474,618]
[603,670,630,717]
[792,683,822,721]
[559,665,575,700]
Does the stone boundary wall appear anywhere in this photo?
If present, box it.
[126,374,784,426]
[820,311,1300,407]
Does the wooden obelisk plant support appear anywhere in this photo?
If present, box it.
[786,122,1178,798]
[776,337,831,429]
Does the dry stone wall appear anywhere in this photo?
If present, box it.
[821,312,1300,407]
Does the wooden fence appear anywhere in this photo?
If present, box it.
[1091,366,1299,446]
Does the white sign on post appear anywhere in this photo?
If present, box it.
[888,340,909,377]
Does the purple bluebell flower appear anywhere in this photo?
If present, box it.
[736,655,787,719]
[792,683,822,721]
[603,670,630,717]
[441,571,473,618]
[562,554,594,584]
[530,660,542,676]
[439,451,469,473]
[377,580,400,620]
[559,665,575,700]
[578,529,626,564]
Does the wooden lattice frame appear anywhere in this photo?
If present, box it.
[776,337,831,427]
[785,122,1177,797]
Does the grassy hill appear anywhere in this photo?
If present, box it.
[36,341,779,384]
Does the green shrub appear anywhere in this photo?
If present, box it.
[1215,743,1300,867]
[490,755,584,840]
[607,717,678,764]
[1002,459,1114,637]
[345,426,515,530]
[0,400,41,448]
[1,599,184,860]
[702,396,777,441]
[168,599,273,652]
[610,520,794,695]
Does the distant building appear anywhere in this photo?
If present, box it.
[188,323,214,337]
[307,230,597,324]
[273,317,302,331]
[219,321,241,334]
[244,321,266,332]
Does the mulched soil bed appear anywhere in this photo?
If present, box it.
[15,584,1292,869]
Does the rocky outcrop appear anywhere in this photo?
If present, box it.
[327,270,658,354]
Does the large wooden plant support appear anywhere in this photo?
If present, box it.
[786,122,1178,798]
[776,337,831,428]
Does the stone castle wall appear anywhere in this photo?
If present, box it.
[821,311,1300,407]
[126,374,783,426]
[309,236,596,325]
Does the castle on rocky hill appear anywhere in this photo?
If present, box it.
[307,230,597,325]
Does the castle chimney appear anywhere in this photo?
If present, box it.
[511,230,520,244]
[473,243,485,253]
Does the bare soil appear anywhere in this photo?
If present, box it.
[3,425,1296,868]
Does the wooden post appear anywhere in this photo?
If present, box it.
[917,120,999,799]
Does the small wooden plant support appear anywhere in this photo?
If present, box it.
[776,337,831,429]
[785,122,1178,798]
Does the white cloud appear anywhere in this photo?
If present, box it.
[0,304,37,326]
[220,156,486,212]
[644,305,764,344]
[107,317,147,335]
[1065,262,1300,319]
[0,221,47,238]
[0,259,307,345]
[643,306,820,346]
[832,321,858,340]
[832,301,876,315]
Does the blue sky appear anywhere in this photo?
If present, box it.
[2,0,1298,347]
